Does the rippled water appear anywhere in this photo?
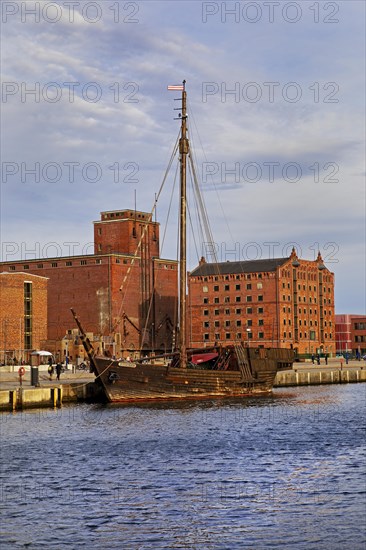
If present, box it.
[1,384,365,549]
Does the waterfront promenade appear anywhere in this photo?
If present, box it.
[1,357,364,391]
[0,368,95,391]
[0,358,365,411]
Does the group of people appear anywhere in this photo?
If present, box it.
[311,353,328,365]
[47,357,62,381]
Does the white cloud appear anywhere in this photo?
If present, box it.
[1,0,365,313]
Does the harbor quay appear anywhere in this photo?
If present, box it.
[274,359,366,387]
[0,368,100,411]
[0,358,365,411]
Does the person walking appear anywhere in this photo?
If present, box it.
[56,362,62,381]
[311,353,315,364]
[48,364,54,381]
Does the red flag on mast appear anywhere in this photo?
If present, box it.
[167,84,184,91]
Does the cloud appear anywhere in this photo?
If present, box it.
[1,0,365,313]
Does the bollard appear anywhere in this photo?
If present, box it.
[31,366,39,387]
[58,387,62,407]
[51,388,57,407]
[9,390,16,410]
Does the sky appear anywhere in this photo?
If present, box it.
[1,0,365,314]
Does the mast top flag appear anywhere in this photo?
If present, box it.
[167,82,185,91]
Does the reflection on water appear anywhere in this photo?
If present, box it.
[1,385,365,549]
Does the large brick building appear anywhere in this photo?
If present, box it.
[1,209,338,360]
[188,248,336,357]
[0,272,48,364]
[1,210,178,358]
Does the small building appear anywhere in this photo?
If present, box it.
[188,249,336,358]
[0,272,48,364]
[335,314,366,357]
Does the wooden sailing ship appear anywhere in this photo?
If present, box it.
[72,82,294,403]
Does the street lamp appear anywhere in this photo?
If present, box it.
[65,339,69,369]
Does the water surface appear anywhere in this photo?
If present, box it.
[1,384,365,549]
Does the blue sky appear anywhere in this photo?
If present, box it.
[1,0,365,313]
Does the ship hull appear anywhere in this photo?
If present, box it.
[92,347,294,403]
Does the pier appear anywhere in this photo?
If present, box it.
[0,359,365,411]
[0,369,101,411]
[275,363,366,387]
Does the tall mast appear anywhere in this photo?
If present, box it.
[179,81,188,368]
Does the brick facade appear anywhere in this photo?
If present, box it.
[0,210,178,358]
[335,314,366,356]
[0,272,48,363]
[188,249,336,357]
[1,209,340,360]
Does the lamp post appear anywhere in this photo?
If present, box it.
[65,339,69,370]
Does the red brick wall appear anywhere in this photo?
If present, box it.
[0,210,177,357]
[0,273,48,361]
[153,260,178,353]
[1,254,179,356]
[188,257,336,356]
[336,314,366,355]
[94,212,160,257]
[278,259,335,355]
[351,315,366,355]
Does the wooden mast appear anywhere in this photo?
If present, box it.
[179,81,188,368]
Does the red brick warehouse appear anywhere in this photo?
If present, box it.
[1,210,178,357]
[0,272,48,363]
[188,249,336,357]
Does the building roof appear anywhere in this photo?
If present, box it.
[190,257,290,277]
[0,272,49,280]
